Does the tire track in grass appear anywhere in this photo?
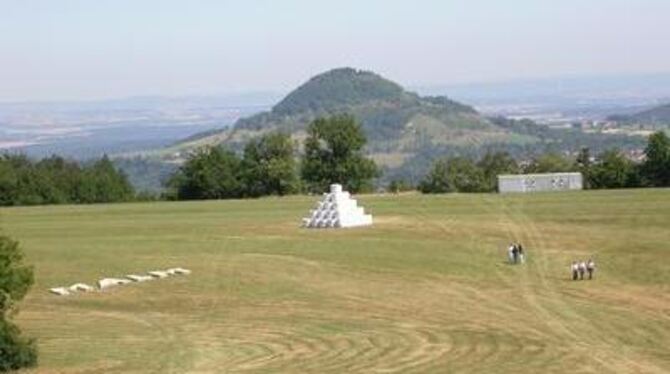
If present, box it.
[484,194,669,373]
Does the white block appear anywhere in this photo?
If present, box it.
[127,274,153,282]
[69,283,95,292]
[148,270,169,278]
[167,267,191,275]
[49,287,70,296]
[98,278,129,290]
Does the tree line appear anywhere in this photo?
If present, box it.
[417,131,670,193]
[1,119,668,205]
[167,114,379,199]
[0,155,135,206]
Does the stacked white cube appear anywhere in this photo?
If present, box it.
[302,184,373,228]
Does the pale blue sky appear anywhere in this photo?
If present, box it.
[1,0,668,101]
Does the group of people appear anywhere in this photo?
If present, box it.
[507,243,525,264]
[571,259,596,280]
[505,243,598,281]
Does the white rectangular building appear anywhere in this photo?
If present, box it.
[498,172,583,193]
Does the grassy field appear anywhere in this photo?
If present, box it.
[1,189,669,373]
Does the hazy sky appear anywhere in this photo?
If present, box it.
[1,0,668,101]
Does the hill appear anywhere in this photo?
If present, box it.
[5,189,670,372]
[156,68,648,186]
[169,68,532,168]
[609,103,670,125]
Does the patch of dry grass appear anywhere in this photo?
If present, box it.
[1,189,668,373]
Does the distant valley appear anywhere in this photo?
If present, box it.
[2,70,668,191]
[0,94,277,159]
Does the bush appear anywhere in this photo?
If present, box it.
[0,321,37,371]
[419,157,486,193]
[0,236,36,371]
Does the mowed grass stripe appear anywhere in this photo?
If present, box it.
[0,189,668,373]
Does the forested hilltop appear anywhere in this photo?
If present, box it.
[168,68,646,184]
[169,67,502,156]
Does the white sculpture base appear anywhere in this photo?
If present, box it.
[302,184,373,229]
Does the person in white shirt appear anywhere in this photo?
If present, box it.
[508,244,516,264]
[571,262,579,280]
[578,261,587,280]
[586,259,595,280]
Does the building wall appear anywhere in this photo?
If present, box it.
[498,173,583,193]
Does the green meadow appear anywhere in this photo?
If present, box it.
[1,189,669,373]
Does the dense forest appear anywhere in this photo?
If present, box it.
[0,155,135,206]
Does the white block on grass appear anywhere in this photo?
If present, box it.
[301,184,373,229]
[167,268,191,275]
[49,287,70,296]
[98,278,130,290]
[148,270,170,278]
[127,274,153,282]
[69,283,95,292]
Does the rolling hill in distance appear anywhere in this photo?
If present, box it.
[162,68,648,185]
[2,69,663,190]
[167,68,534,168]
[609,102,670,125]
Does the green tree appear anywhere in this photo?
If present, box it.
[524,152,574,174]
[0,154,135,206]
[574,147,593,189]
[301,115,379,193]
[167,147,243,200]
[0,236,37,371]
[76,156,134,204]
[641,131,670,186]
[590,150,638,189]
[0,159,18,206]
[388,179,413,193]
[242,133,299,197]
[477,151,518,192]
[419,157,486,193]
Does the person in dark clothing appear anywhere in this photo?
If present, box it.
[511,245,519,264]
[517,243,525,263]
[587,259,595,280]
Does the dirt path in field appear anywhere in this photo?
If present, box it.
[478,195,669,374]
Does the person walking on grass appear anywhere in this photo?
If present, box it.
[578,260,587,280]
[508,243,516,264]
[571,262,579,280]
[517,243,525,264]
[512,244,519,264]
[587,258,595,280]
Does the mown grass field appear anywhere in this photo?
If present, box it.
[1,189,669,373]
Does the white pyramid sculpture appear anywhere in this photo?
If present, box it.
[302,184,373,228]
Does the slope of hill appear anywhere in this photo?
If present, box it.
[609,103,670,125]
[168,68,533,167]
